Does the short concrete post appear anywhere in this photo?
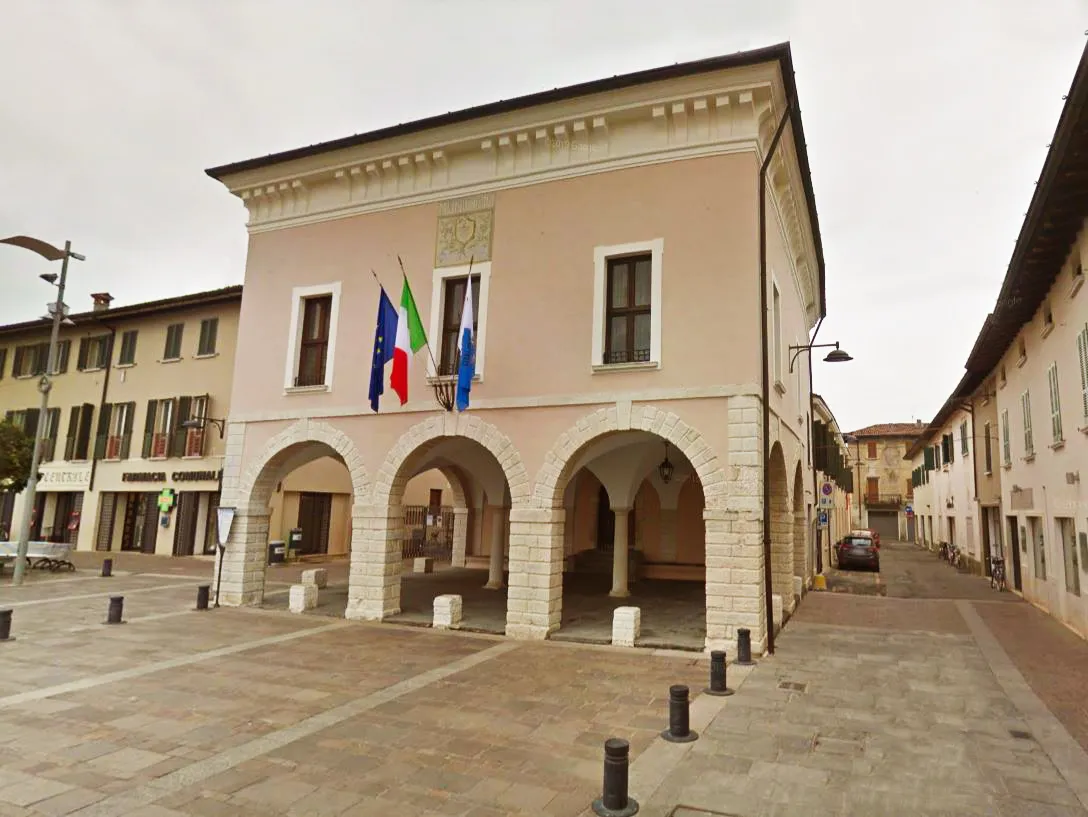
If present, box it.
[611,606,641,647]
[301,568,328,589]
[0,609,12,642]
[704,650,734,696]
[413,557,434,574]
[106,596,124,625]
[195,585,210,611]
[592,738,638,817]
[433,594,463,630]
[661,684,698,743]
[101,558,113,578]
[736,628,755,665]
[772,593,784,631]
[288,583,318,613]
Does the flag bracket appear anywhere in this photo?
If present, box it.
[431,377,456,412]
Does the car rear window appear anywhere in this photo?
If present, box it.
[844,537,872,546]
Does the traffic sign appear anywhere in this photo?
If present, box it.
[818,510,829,528]
[819,495,834,509]
[821,481,833,497]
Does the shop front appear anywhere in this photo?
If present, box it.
[94,465,222,556]
[9,464,93,546]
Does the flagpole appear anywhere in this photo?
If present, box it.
[396,254,445,378]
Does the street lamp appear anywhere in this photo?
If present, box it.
[181,416,227,606]
[0,236,84,586]
[788,341,853,374]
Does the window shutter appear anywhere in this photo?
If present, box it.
[0,348,6,379]
[56,339,70,374]
[98,334,112,369]
[170,396,191,457]
[120,402,136,459]
[64,406,79,459]
[76,338,88,371]
[75,404,94,460]
[923,445,934,470]
[1077,326,1088,419]
[141,401,157,458]
[47,409,60,442]
[24,408,40,439]
[93,404,112,460]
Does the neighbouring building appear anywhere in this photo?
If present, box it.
[905,404,984,569]
[844,422,923,541]
[907,40,1088,638]
[812,393,853,570]
[206,42,830,653]
[0,287,240,556]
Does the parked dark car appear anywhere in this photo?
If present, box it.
[837,534,880,571]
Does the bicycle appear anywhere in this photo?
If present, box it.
[990,557,1007,591]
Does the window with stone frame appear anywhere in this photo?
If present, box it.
[604,254,652,365]
[438,275,480,376]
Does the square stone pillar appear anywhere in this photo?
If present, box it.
[215,511,270,607]
[505,507,564,640]
[345,504,403,621]
[451,507,469,567]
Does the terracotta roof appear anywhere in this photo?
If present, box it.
[0,285,242,338]
[846,422,924,438]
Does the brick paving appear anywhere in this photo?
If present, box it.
[0,545,1086,815]
[976,600,1088,754]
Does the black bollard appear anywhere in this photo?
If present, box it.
[196,585,210,611]
[660,684,698,743]
[591,738,639,817]
[101,558,113,578]
[106,595,124,625]
[735,627,755,666]
[0,609,12,642]
[704,650,734,696]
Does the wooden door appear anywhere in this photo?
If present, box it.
[297,492,332,555]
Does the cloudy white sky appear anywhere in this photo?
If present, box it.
[1,1,1085,431]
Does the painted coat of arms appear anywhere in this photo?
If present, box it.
[435,207,493,267]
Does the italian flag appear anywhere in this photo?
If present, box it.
[390,275,428,404]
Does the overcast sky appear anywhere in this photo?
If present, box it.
[1,1,1085,431]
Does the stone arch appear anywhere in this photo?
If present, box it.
[216,419,368,607]
[792,461,806,588]
[373,414,530,510]
[345,413,530,623]
[532,405,728,510]
[234,419,369,511]
[767,441,794,616]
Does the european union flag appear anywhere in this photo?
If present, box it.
[369,287,398,412]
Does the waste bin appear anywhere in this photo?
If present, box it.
[268,540,286,564]
[288,528,303,561]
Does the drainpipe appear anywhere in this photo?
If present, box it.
[760,97,794,656]
[808,315,824,574]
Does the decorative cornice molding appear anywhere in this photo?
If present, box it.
[218,64,821,328]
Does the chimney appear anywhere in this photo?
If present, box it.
[91,292,113,312]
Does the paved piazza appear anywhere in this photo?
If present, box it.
[1,546,1087,816]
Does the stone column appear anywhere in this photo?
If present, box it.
[610,507,631,598]
[485,506,505,589]
[471,504,485,557]
[345,504,403,621]
[506,508,564,640]
[451,507,468,568]
[215,510,270,606]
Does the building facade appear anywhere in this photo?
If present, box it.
[207,43,829,653]
[844,422,922,541]
[0,287,240,556]
[906,406,986,570]
[811,394,853,570]
[908,41,1088,638]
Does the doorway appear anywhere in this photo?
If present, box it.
[1059,517,1081,597]
[172,492,200,556]
[1007,516,1022,591]
[297,492,332,555]
[121,493,159,553]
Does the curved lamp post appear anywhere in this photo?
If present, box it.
[0,236,84,586]
[788,341,853,374]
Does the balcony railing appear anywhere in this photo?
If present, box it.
[864,493,903,509]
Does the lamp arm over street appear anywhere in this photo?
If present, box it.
[788,341,852,374]
[1,237,84,586]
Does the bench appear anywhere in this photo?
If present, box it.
[0,541,76,573]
